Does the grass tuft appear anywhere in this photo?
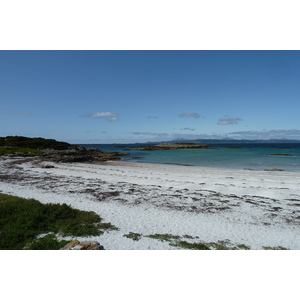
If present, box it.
[124,232,142,241]
[237,244,251,250]
[262,246,288,250]
[171,240,210,250]
[97,222,119,232]
[146,233,181,242]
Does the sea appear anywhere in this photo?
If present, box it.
[80,142,300,171]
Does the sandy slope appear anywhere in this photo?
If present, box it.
[1,156,300,250]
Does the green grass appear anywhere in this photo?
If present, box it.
[0,146,42,155]
[24,234,71,250]
[146,233,181,242]
[97,222,119,232]
[146,233,290,250]
[170,240,210,250]
[237,244,251,250]
[0,193,118,250]
[146,233,209,249]
[124,232,142,241]
[146,234,238,250]
[262,246,288,250]
[146,234,254,250]
[207,240,233,250]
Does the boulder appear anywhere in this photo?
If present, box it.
[60,240,104,250]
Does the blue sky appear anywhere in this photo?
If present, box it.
[1,50,300,143]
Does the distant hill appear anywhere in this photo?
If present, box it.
[170,138,300,144]
[0,136,75,150]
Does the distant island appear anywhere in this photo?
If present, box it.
[132,143,211,151]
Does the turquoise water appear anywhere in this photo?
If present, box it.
[81,143,300,171]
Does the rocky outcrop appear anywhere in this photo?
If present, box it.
[60,240,104,250]
[42,146,129,163]
[133,143,211,151]
[0,136,129,163]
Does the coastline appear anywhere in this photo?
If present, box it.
[119,159,300,171]
[1,157,300,249]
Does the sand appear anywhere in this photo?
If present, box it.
[1,156,300,250]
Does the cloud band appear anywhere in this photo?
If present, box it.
[81,112,119,121]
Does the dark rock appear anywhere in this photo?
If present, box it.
[60,240,104,250]
[42,165,55,168]
[42,148,130,163]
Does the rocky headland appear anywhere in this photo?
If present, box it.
[0,136,129,163]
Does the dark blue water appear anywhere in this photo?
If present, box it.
[80,142,300,171]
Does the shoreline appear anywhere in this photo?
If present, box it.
[1,157,300,249]
[119,159,300,172]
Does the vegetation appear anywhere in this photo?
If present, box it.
[206,240,233,250]
[146,233,181,242]
[262,246,288,250]
[170,240,210,250]
[24,234,71,250]
[0,146,42,155]
[145,234,239,249]
[145,233,287,250]
[0,136,75,150]
[237,244,251,250]
[97,222,119,232]
[0,193,118,250]
[124,232,143,241]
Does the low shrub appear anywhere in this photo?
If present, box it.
[0,147,42,155]
[24,234,71,250]
[0,193,117,250]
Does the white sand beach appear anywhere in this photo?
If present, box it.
[1,156,300,250]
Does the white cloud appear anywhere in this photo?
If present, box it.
[131,132,224,140]
[132,132,170,136]
[179,113,203,119]
[181,128,195,131]
[217,116,242,125]
[81,112,119,121]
